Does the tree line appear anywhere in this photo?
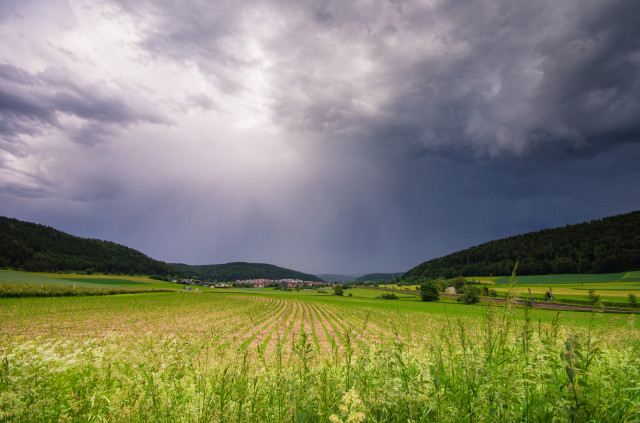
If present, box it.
[403,210,640,280]
[0,217,175,276]
[170,262,323,282]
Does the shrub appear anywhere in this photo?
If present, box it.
[457,285,480,304]
[488,289,498,297]
[629,293,638,307]
[453,276,466,293]
[586,289,601,306]
[377,292,399,300]
[419,281,440,302]
[149,275,169,282]
[333,285,344,296]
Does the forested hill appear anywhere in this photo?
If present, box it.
[404,210,640,280]
[171,262,323,282]
[0,216,175,275]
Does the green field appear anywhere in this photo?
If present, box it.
[1,287,639,421]
[479,272,640,307]
[491,272,635,284]
[379,272,640,308]
[0,270,184,290]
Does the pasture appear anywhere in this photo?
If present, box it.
[381,272,640,307]
[0,270,185,290]
[1,287,639,421]
[485,272,640,306]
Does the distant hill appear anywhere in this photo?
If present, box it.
[0,216,174,275]
[317,274,357,282]
[356,272,403,282]
[171,262,323,282]
[404,210,640,280]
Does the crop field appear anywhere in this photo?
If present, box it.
[1,288,639,422]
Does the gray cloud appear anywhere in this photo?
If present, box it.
[0,64,167,148]
[0,0,638,274]
[115,0,640,160]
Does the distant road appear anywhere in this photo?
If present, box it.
[363,286,638,314]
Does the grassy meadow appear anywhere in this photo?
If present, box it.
[481,272,640,306]
[381,272,640,308]
[1,284,639,422]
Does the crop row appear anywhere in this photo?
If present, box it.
[1,292,639,421]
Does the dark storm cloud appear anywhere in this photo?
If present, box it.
[0,64,167,148]
[109,0,260,94]
[116,0,640,162]
[1,0,638,275]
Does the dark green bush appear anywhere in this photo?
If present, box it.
[419,281,440,302]
[149,275,169,282]
[457,286,480,304]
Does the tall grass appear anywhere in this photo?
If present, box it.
[1,292,639,421]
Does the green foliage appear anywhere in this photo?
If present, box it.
[0,282,173,297]
[419,281,440,302]
[0,216,174,276]
[149,275,169,282]
[376,292,399,300]
[457,285,481,304]
[403,210,640,279]
[629,293,638,307]
[587,289,601,306]
[170,261,322,282]
[333,285,344,296]
[453,276,466,293]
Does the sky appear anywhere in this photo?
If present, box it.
[1,0,639,276]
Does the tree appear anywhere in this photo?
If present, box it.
[628,293,637,307]
[587,289,601,306]
[453,276,466,294]
[457,286,480,304]
[333,285,344,296]
[419,281,439,302]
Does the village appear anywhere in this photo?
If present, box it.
[171,278,333,289]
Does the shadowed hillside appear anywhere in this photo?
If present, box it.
[404,210,640,280]
[0,216,174,275]
[170,262,323,282]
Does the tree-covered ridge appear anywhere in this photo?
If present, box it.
[170,262,323,282]
[404,210,640,280]
[0,216,174,275]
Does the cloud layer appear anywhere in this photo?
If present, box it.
[1,0,639,274]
